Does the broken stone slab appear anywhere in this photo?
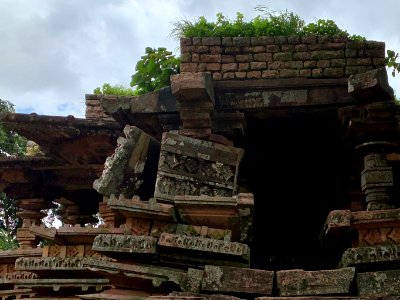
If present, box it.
[93,125,160,198]
[357,269,400,297]
[276,267,355,296]
[348,68,394,101]
[339,244,400,268]
[174,193,254,243]
[157,233,250,268]
[107,194,177,222]
[155,132,244,203]
[83,258,201,293]
[201,265,274,296]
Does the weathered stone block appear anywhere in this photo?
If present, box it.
[201,265,273,295]
[171,72,215,104]
[154,132,244,203]
[358,269,400,297]
[273,52,292,61]
[276,268,355,296]
[348,68,394,101]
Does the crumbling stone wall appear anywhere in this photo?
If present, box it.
[180,35,386,80]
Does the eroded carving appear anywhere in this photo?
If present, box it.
[92,234,157,254]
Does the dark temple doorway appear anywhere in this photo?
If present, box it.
[237,109,349,271]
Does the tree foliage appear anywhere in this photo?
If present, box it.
[0,100,27,157]
[130,47,180,95]
[93,83,139,96]
[386,50,400,77]
[0,99,27,250]
[94,47,180,96]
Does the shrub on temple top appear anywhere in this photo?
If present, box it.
[171,7,364,40]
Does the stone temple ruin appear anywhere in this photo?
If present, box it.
[0,35,400,299]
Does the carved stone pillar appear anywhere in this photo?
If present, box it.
[16,198,49,248]
[361,153,393,210]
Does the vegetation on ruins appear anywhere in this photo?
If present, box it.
[94,47,180,96]
[170,7,364,40]
[130,47,180,95]
[94,7,399,96]
[386,50,400,77]
[0,99,26,250]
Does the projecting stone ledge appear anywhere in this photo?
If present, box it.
[174,193,254,243]
[92,234,158,256]
[348,68,394,101]
[276,268,355,296]
[107,195,176,222]
[83,258,202,293]
[157,233,250,268]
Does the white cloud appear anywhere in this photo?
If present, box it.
[0,0,399,117]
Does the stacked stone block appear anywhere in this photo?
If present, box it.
[85,94,113,120]
[180,35,386,80]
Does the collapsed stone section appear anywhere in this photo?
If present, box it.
[93,125,160,199]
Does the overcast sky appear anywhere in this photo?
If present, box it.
[0,0,399,117]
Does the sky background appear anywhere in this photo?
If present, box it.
[0,0,399,118]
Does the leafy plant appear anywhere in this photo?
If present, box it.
[0,228,18,250]
[0,99,27,157]
[130,47,180,95]
[171,7,363,40]
[386,50,400,77]
[94,47,179,96]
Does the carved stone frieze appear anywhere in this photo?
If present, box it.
[157,233,249,267]
[92,234,158,254]
[15,257,87,271]
[154,132,244,203]
[339,245,400,267]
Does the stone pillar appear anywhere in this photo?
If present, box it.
[171,72,215,140]
[16,198,49,248]
[361,150,394,210]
